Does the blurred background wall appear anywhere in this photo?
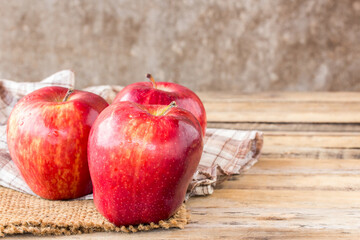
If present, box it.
[0,0,359,92]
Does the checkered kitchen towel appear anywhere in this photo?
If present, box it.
[0,70,263,199]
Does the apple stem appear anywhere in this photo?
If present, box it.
[146,73,157,89]
[62,88,74,102]
[158,101,177,116]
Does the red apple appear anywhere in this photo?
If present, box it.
[113,74,207,136]
[7,86,109,200]
[88,101,203,226]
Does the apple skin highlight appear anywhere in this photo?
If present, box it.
[113,76,207,136]
[6,86,109,200]
[88,101,203,226]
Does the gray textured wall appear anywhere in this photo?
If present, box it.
[0,0,359,92]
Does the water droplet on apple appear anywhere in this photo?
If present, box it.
[19,121,24,126]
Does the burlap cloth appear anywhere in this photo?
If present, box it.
[0,187,188,237]
[0,71,263,237]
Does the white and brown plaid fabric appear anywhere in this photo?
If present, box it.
[0,70,263,200]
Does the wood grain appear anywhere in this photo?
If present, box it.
[197,92,360,102]
[14,92,360,239]
[208,122,360,132]
[201,92,360,124]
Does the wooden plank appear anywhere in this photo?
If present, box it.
[258,132,360,160]
[265,131,360,136]
[192,189,360,209]
[220,174,360,191]
[207,111,360,123]
[249,158,360,174]
[205,102,360,112]
[262,146,360,159]
[199,92,360,124]
[208,122,360,132]
[188,207,360,234]
[198,91,360,102]
[220,156,360,190]
[264,133,360,148]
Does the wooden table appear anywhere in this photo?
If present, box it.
[16,92,360,239]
